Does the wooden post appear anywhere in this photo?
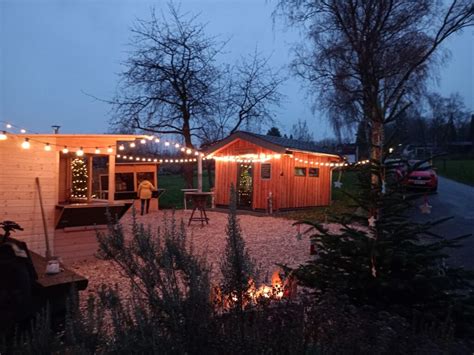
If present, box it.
[35,177,52,259]
[87,155,93,202]
[108,154,116,203]
[197,154,203,192]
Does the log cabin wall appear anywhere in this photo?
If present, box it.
[0,136,58,255]
[213,138,336,210]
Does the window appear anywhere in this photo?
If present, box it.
[309,168,320,177]
[294,167,306,176]
[116,173,134,192]
[261,163,271,179]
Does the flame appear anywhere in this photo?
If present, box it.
[213,270,294,311]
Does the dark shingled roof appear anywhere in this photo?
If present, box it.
[205,131,338,156]
[241,131,331,154]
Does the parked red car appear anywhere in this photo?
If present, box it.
[402,160,438,192]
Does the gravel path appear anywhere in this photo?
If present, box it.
[71,210,335,301]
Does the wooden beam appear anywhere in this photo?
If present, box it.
[197,154,203,192]
[87,155,93,202]
[108,154,116,203]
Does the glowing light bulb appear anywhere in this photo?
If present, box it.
[154,138,160,143]
[147,135,153,140]
[0,131,7,140]
[21,138,30,149]
[165,142,170,146]
[186,149,192,155]
[118,145,125,151]
[117,154,121,158]
[107,146,113,153]
[76,147,84,157]
[20,129,26,133]
[95,147,100,154]
[140,139,146,144]
[44,143,51,151]
[175,143,180,148]
[130,142,136,148]
[62,146,69,154]
[6,123,12,129]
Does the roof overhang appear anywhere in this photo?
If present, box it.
[205,131,340,158]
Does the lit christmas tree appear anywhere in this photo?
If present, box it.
[71,158,88,200]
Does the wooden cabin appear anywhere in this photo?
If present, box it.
[0,133,148,263]
[206,131,341,211]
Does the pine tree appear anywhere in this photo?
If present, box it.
[292,160,474,336]
[71,158,88,199]
[220,184,256,311]
[266,127,282,137]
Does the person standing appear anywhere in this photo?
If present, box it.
[137,179,155,215]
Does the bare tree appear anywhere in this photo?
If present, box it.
[276,0,473,181]
[199,51,285,144]
[111,5,283,187]
[290,119,314,142]
[111,4,223,150]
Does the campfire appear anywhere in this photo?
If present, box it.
[212,270,297,311]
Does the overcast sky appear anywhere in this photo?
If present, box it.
[1,0,472,141]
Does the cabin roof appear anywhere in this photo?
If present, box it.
[205,131,339,157]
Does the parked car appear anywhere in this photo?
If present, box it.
[401,160,438,192]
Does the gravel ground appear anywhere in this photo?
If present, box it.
[71,209,339,302]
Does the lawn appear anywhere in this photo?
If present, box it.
[434,158,474,186]
[158,169,359,222]
[158,171,211,209]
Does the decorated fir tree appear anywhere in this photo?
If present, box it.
[71,158,88,200]
[292,159,474,336]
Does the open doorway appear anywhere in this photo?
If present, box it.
[237,163,253,209]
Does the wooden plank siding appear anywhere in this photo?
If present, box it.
[213,138,336,211]
[0,136,59,255]
[1,134,140,262]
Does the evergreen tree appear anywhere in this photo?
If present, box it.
[266,127,282,137]
[220,184,256,311]
[292,160,474,337]
[71,158,88,199]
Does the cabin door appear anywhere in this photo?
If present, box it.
[237,163,253,209]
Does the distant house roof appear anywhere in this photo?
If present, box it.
[205,131,339,156]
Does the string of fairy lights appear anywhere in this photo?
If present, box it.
[0,120,202,164]
[1,120,372,168]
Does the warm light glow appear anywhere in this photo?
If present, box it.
[107,146,113,153]
[62,146,69,154]
[175,143,180,148]
[119,145,125,151]
[154,138,160,143]
[0,131,7,140]
[21,138,30,149]
[44,143,52,151]
[186,149,192,154]
[194,151,199,156]
[146,135,153,140]
[76,147,84,157]
[20,129,26,133]
[165,142,170,146]
[130,142,136,148]
[180,147,185,152]
[95,147,100,154]
[6,123,12,129]
[140,139,146,144]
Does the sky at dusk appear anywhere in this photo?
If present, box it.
[1,0,472,142]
